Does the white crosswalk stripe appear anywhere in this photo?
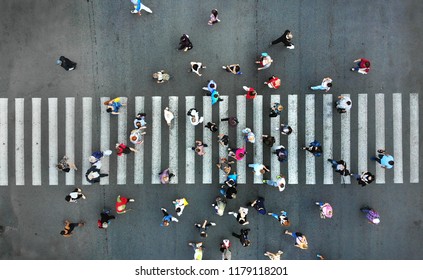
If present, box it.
[0,93,420,186]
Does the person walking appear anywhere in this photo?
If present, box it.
[208,9,220,25]
[351,58,371,74]
[130,0,153,15]
[152,70,170,83]
[360,206,380,225]
[242,86,258,100]
[269,102,283,117]
[164,107,174,127]
[242,127,256,144]
[56,56,77,71]
[335,95,352,113]
[65,188,86,203]
[98,209,115,229]
[206,91,223,105]
[250,197,267,215]
[194,220,217,238]
[191,140,208,156]
[276,123,293,135]
[248,163,270,176]
[134,113,147,128]
[221,116,239,127]
[372,149,394,169]
[188,242,204,260]
[220,239,232,260]
[173,198,189,216]
[301,140,322,157]
[220,176,238,200]
[217,134,229,147]
[178,34,193,52]
[232,229,251,247]
[202,80,217,93]
[264,75,281,89]
[88,150,112,165]
[327,159,350,176]
[270,30,295,49]
[273,145,288,163]
[310,77,333,92]
[160,208,179,226]
[263,175,286,192]
[350,171,375,187]
[228,147,247,161]
[222,64,242,75]
[116,195,135,214]
[315,202,333,219]
[57,155,77,173]
[268,210,290,226]
[264,250,284,260]
[189,62,206,76]
[216,157,234,175]
[130,127,147,145]
[256,52,273,70]
[116,143,137,156]
[60,220,84,237]
[261,135,275,147]
[213,196,227,216]
[85,165,108,184]
[228,207,249,225]
[284,230,308,249]
[187,108,204,125]
[159,168,175,184]
[104,97,126,115]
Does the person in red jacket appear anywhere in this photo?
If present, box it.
[351,58,371,74]
[115,143,137,156]
[264,76,281,89]
[115,195,135,214]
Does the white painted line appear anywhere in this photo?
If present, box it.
[323,94,333,185]
[48,98,58,186]
[203,96,212,184]
[393,93,403,184]
[15,99,25,185]
[219,96,229,183]
[288,95,298,185]
[32,98,42,186]
[340,94,351,184]
[270,95,280,179]
[151,97,162,184]
[185,96,195,184]
[357,94,368,178]
[82,98,92,185]
[410,93,419,183]
[169,96,179,184]
[253,95,263,184]
[100,97,110,185]
[134,96,144,184]
[65,98,75,185]
[0,99,8,185]
[305,94,315,185]
[117,97,128,185]
[236,96,247,184]
[375,94,385,184]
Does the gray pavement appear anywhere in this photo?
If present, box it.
[0,0,423,260]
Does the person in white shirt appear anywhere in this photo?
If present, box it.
[310,77,333,92]
[336,95,352,113]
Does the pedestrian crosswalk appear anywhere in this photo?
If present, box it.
[0,93,420,186]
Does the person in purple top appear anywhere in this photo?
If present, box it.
[360,206,380,225]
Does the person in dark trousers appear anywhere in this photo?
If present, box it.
[262,135,275,147]
[270,30,295,49]
[85,165,108,184]
[60,220,84,237]
[221,116,239,127]
[205,122,218,132]
[301,140,322,157]
[232,229,251,247]
[65,188,86,203]
[250,197,267,215]
[56,56,77,71]
[327,159,350,176]
[98,209,115,229]
[178,34,193,51]
[350,171,375,187]
[194,219,217,238]
[160,208,179,227]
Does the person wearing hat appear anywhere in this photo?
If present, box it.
[270,30,295,49]
[85,165,108,184]
[65,188,86,203]
[56,56,77,71]
[242,86,257,100]
[372,149,394,169]
[98,209,115,229]
[269,102,284,117]
[360,206,380,225]
[194,219,217,238]
[264,75,281,89]
[256,52,273,70]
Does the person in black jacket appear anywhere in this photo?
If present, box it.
[56,56,77,71]
[85,165,108,184]
[178,34,193,51]
[232,229,251,247]
[270,30,295,49]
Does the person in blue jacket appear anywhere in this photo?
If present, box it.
[160,208,179,227]
[301,140,322,157]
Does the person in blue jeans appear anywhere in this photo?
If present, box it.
[372,149,394,169]
[302,140,322,156]
[310,77,332,92]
